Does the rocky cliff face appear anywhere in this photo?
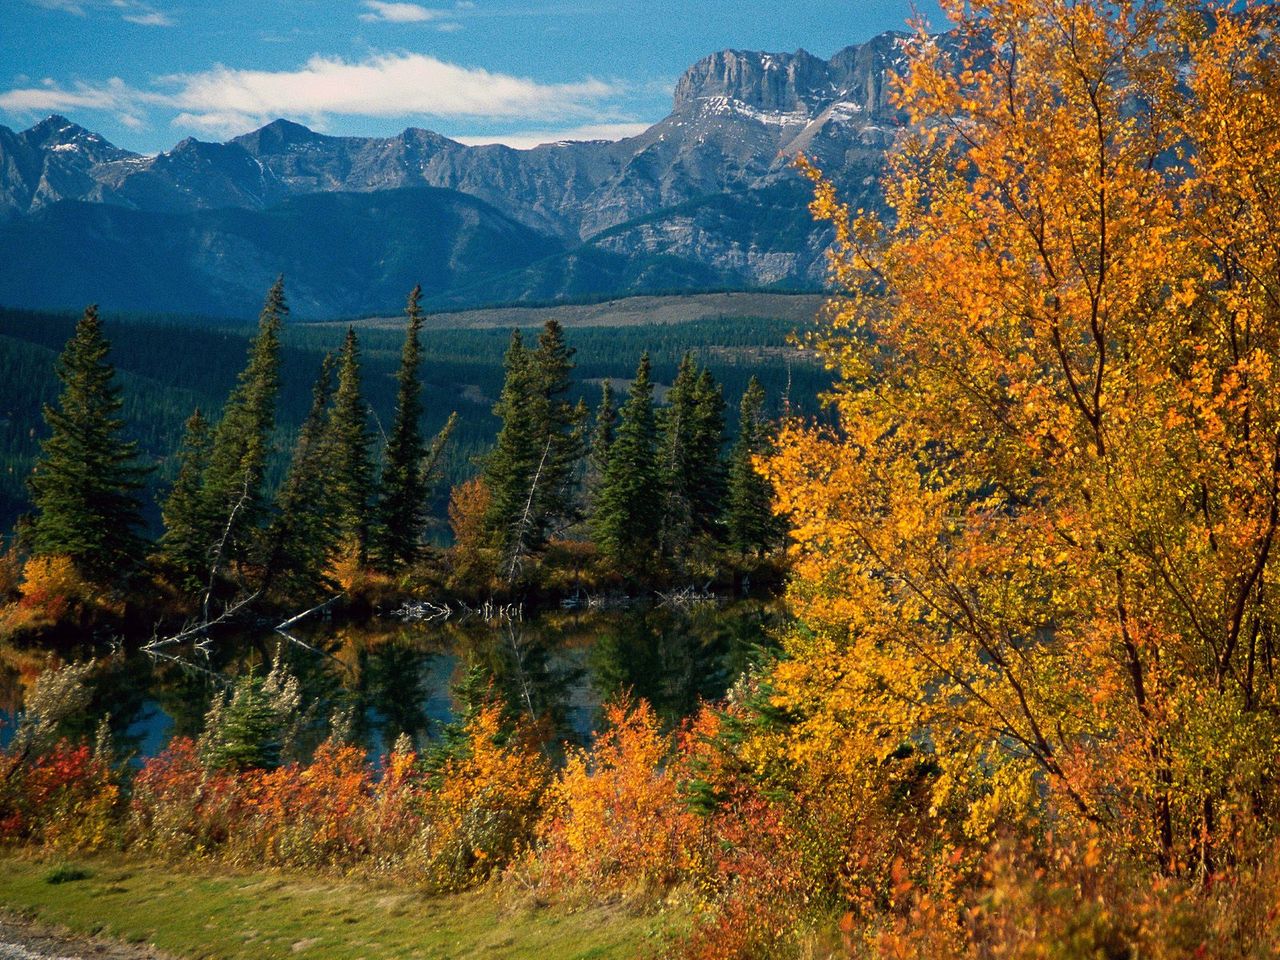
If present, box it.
[0,30,941,316]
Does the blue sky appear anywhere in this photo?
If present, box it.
[1,0,943,153]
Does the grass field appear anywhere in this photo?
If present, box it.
[0,854,672,960]
[341,291,826,330]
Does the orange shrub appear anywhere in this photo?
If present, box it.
[537,696,694,896]
[416,704,549,891]
[129,737,244,858]
[17,555,87,623]
[2,741,118,851]
[244,742,372,868]
[366,744,426,867]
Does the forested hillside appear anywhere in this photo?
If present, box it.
[0,300,824,535]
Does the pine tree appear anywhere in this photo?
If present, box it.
[264,354,337,597]
[658,354,725,567]
[689,367,727,531]
[725,377,780,558]
[530,318,584,535]
[159,408,212,588]
[591,353,663,578]
[482,321,587,579]
[658,354,699,562]
[28,305,149,582]
[482,331,542,569]
[372,286,429,570]
[198,278,287,573]
[325,327,376,562]
[587,381,616,497]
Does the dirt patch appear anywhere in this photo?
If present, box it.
[0,913,174,960]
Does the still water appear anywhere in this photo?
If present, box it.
[0,602,782,760]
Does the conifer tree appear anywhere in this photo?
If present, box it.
[482,331,542,568]
[482,321,586,577]
[530,318,585,534]
[325,327,375,562]
[689,367,727,529]
[198,278,287,572]
[591,353,662,578]
[658,355,726,567]
[372,285,428,570]
[587,381,616,496]
[264,355,337,597]
[725,377,780,558]
[159,408,212,588]
[28,305,149,582]
[657,354,700,561]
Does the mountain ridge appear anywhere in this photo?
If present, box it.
[0,29,942,317]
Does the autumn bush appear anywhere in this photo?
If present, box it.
[413,704,549,890]
[0,740,117,852]
[537,697,694,897]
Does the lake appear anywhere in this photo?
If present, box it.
[0,600,784,761]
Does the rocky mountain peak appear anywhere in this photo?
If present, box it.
[21,114,128,156]
[673,48,832,113]
[232,118,328,155]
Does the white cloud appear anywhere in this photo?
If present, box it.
[122,10,173,25]
[0,76,138,113]
[358,1,448,23]
[0,52,626,137]
[30,0,87,13]
[159,53,615,123]
[454,121,648,149]
[29,0,174,24]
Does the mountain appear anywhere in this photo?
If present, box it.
[0,188,566,318]
[0,30,933,318]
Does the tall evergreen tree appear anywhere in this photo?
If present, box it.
[198,278,287,573]
[689,367,727,528]
[159,407,212,588]
[530,318,585,534]
[482,331,543,572]
[27,305,149,581]
[482,320,586,577]
[372,286,428,570]
[325,327,375,561]
[591,353,662,578]
[725,377,781,558]
[264,355,337,597]
[587,380,616,495]
[658,354,726,567]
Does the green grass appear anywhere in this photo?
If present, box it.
[0,853,672,960]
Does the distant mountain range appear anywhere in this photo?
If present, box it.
[0,30,936,319]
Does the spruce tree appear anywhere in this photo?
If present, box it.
[530,318,584,534]
[591,353,662,579]
[264,355,337,597]
[159,408,212,588]
[725,377,781,558]
[657,355,725,567]
[481,331,542,570]
[28,305,149,582]
[658,354,698,562]
[481,321,588,578]
[372,286,428,570]
[587,381,616,495]
[689,367,727,530]
[325,327,375,561]
[198,278,287,572]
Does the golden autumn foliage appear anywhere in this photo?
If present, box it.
[768,0,1280,893]
[415,703,549,890]
[537,697,694,894]
[448,476,496,591]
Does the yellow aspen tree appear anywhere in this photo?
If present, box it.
[766,0,1280,876]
